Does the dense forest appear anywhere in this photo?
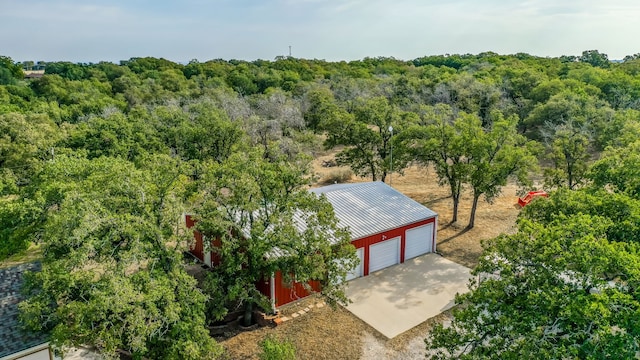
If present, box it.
[2,50,640,359]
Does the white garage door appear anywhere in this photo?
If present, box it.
[369,237,400,273]
[346,247,364,281]
[405,223,434,260]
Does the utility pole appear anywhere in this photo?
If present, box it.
[388,126,393,186]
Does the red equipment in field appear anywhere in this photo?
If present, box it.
[518,191,548,207]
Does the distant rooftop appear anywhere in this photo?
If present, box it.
[22,70,45,79]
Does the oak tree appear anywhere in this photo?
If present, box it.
[401,104,470,223]
[195,150,357,327]
[426,214,640,359]
[322,97,409,182]
[465,112,537,228]
[19,155,220,359]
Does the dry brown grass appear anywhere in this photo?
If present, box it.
[220,297,369,360]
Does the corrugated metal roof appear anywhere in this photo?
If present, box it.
[310,182,437,240]
[223,182,436,259]
[241,209,341,259]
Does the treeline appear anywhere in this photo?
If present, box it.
[3,50,640,359]
[2,50,639,193]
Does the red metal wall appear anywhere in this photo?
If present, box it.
[256,275,271,300]
[185,214,204,262]
[265,216,436,307]
[188,213,437,308]
[271,271,322,307]
[351,217,436,276]
[185,214,221,266]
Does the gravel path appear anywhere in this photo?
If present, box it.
[360,331,430,360]
[360,315,452,360]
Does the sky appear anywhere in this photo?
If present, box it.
[2,0,640,63]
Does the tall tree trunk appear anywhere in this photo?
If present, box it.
[452,193,459,224]
[567,161,574,189]
[468,192,481,229]
[450,180,460,224]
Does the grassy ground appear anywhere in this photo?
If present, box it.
[220,297,369,360]
[0,243,43,269]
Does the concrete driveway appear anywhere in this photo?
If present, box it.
[344,253,472,339]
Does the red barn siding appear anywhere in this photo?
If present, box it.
[256,275,272,302]
[272,271,322,307]
[185,214,221,266]
[186,214,204,262]
[351,217,436,276]
[187,211,437,309]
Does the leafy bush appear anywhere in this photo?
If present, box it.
[322,168,353,184]
[259,336,296,360]
[0,237,29,261]
[0,198,38,261]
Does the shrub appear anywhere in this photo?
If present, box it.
[259,335,296,360]
[0,198,36,261]
[322,168,353,184]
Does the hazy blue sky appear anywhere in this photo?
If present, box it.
[2,0,639,63]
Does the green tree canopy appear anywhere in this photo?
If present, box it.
[426,142,640,358]
[426,214,640,359]
[322,96,411,182]
[579,49,610,68]
[19,155,220,359]
[541,120,591,190]
[589,140,640,197]
[401,104,471,223]
[465,111,537,228]
[0,112,61,192]
[195,150,357,326]
[0,55,24,85]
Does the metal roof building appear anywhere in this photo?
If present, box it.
[311,182,438,283]
[187,181,438,308]
[310,182,437,240]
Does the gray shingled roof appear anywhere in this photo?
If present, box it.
[0,262,49,358]
[310,182,437,240]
